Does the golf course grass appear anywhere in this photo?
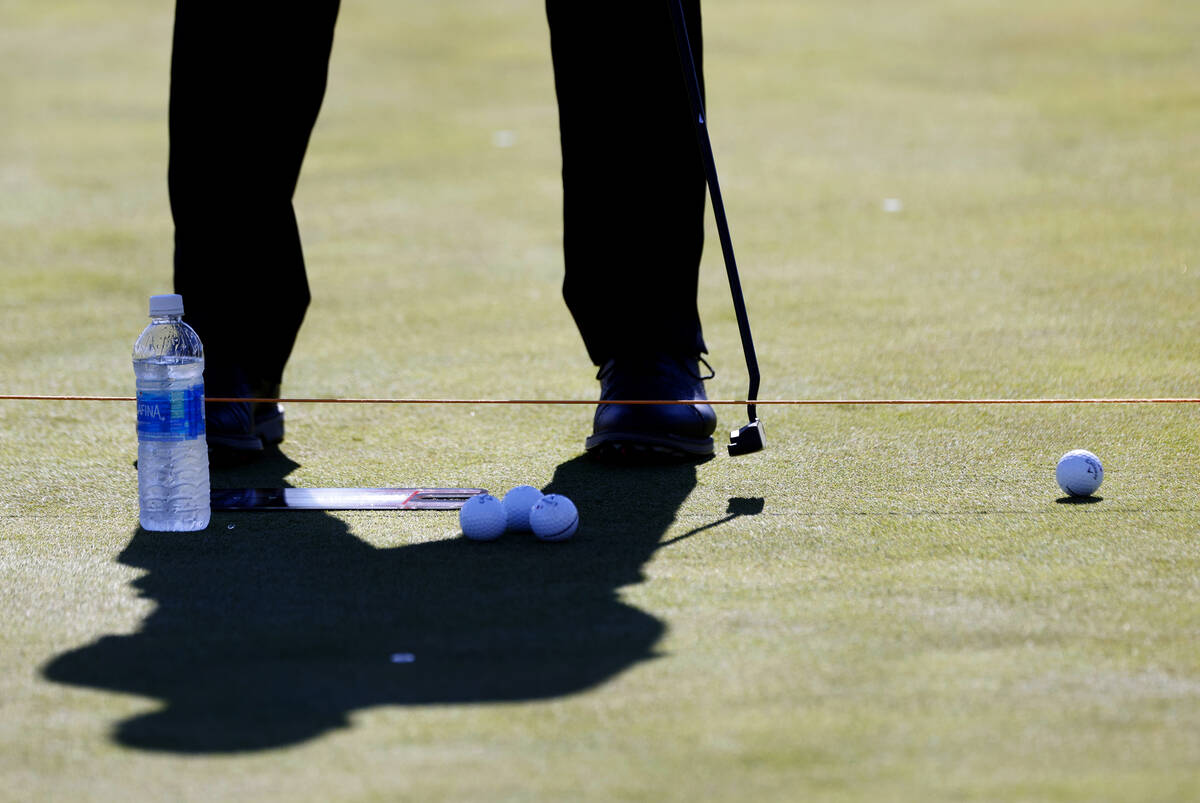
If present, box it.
[2,0,1198,800]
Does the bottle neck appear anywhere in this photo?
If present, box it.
[149,314,183,323]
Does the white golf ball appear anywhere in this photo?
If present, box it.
[1056,449,1104,497]
[529,494,579,542]
[501,485,543,532]
[459,494,507,541]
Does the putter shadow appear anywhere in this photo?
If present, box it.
[43,451,697,753]
[659,496,764,547]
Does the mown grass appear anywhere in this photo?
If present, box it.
[1,1,1198,801]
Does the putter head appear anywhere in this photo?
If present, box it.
[727,419,765,456]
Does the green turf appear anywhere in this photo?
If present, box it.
[2,0,1199,800]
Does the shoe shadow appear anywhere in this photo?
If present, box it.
[43,451,698,753]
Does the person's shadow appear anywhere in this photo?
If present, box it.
[43,449,723,753]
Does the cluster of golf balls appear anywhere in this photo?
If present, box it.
[459,485,579,542]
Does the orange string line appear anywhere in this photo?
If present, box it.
[2,395,1198,406]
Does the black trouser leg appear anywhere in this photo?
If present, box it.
[546,0,708,366]
[169,1,340,390]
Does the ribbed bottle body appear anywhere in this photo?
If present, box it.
[134,308,209,532]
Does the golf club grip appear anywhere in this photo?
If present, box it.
[667,0,761,420]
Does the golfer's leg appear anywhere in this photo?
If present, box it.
[169,1,340,391]
[546,0,707,365]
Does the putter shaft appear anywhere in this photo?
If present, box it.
[666,0,761,424]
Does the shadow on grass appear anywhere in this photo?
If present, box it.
[660,496,764,547]
[43,449,708,753]
[1055,495,1103,505]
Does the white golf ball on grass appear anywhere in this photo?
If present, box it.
[529,494,579,542]
[501,485,544,532]
[459,494,507,541]
[1056,449,1104,497]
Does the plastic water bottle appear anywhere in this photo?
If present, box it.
[133,294,210,531]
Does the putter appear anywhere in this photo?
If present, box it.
[211,487,488,511]
[667,0,764,456]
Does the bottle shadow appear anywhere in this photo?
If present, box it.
[43,450,706,753]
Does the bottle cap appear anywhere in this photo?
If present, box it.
[149,294,185,317]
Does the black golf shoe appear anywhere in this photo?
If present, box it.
[206,397,261,466]
[205,371,285,466]
[252,382,285,447]
[586,354,717,462]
